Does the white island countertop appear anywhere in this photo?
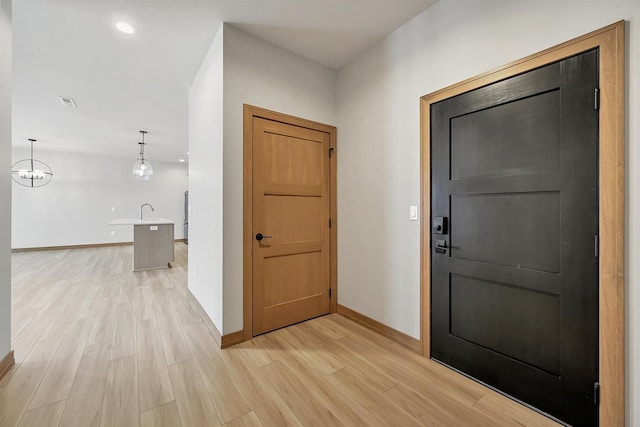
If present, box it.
[108,218,175,226]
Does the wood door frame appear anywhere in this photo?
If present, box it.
[420,21,625,426]
[243,104,338,342]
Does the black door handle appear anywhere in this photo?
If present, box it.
[256,233,273,241]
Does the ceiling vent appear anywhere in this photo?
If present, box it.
[58,96,78,108]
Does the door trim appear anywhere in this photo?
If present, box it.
[243,104,338,342]
[420,21,625,426]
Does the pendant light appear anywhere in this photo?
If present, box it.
[132,130,154,180]
[11,139,53,187]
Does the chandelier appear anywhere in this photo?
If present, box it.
[132,130,154,180]
[11,139,53,187]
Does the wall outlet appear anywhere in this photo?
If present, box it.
[110,230,115,236]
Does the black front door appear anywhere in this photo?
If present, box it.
[430,49,599,426]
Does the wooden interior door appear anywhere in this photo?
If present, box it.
[430,49,599,426]
[252,116,331,335]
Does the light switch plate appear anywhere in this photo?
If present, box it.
[409,205,419,221]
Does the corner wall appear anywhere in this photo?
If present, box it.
[335,0,639,424]
[222,24,336,333]
[0,0,11,359]
[11,148,187,249]
[188,24,224,331]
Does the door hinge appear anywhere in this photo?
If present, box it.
[329,147,335,158]
[595,234,599,258]
[329,288,332,298]
[594,88,600,110]
[594,381,600,406]
[329,218,332,228]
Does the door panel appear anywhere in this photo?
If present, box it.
[450,274,561,375]
[263,251,323,307]
[253,117,331,335]
[431,49,599,426]
[451,192,561,273]
[263,196,323,245]
[450,89,560,180]
[263,132,324,188]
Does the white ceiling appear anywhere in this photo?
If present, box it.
[12,0,437,163]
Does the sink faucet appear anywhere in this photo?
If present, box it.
[140,203,154,221]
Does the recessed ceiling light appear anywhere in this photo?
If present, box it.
[115,22,135,34]
[179,159,185,162]
[58,96,77,108]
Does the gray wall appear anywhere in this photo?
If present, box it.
[11,148,187,249]
[336,0,639,424]
[0,0,12,359]
[188,23,224,332]
[188,23,337,335]
[221,24,336,333]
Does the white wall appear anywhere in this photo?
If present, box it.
[221,24,336,333]
[11,148,187,248]
[188,24,224,332]
[336,0,639,424]
[0,0,12,360]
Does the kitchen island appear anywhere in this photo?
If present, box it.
[108,218,175,271]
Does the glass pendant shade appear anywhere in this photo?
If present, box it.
[11,139,53,187]
[132,130,153,180]
[133,158,153,180]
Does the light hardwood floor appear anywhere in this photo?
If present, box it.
[1,243,561,427]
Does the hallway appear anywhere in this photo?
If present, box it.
[1,244,558,426]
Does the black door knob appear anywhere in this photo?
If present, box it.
[255,233,273,242]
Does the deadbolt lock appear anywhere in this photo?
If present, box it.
[433,217,448,235]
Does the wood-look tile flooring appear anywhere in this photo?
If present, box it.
[1,243,560,427]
